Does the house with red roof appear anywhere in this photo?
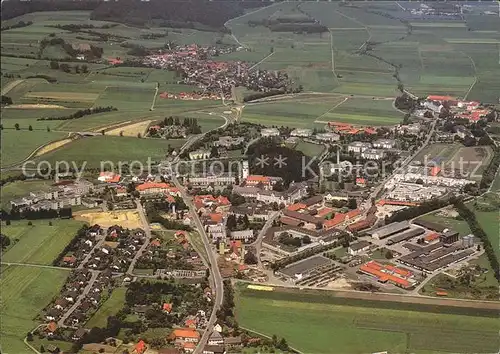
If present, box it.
[172,328,200,343]
[98,172,121,183]
[162,303,173,313]
[134,340,147,354]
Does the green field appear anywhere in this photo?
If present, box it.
[34,135,187,168]
[235,285,499,354]
[1,130,67,167]
[85,287,127,328]
[1,219,85,265]
[0,265,70,353]
[294,140,325,157]
[242,95,401,127]
[417,213,471,237]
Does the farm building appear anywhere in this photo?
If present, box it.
[386,227,425,245]
[278,255,334,281]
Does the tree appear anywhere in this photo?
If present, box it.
[5,219,11,226]
[1,95,13,105]
[347,198,357,209]
[385,250,393,259]
[101,129,105,135]
[0,234,11,249]
[303,235,312,244]
[49,221,53,226]
[59,63,71,73]
[26,332,33,341]
[244,250,258,265]
[28,221,33,226]
[47,126,51,132]
[15,123,20,130]
[137,133,142,138]
[28,125,33,131]
[120,131,123,137]
[49,61,59,70]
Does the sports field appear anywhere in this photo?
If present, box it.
[235,285,499,354]
[85,287,127,328]
[1,219,85,265]
[34,135,187,168]
[0,265,70,353]
[294,141,325,157]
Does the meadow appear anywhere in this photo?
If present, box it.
[235,285,499,354]
[1,129,67,167]
[85,287,127,328]
[417,213,471,237]
[34,135,187,168]
[1,219,85,265]
[0,265,70,353]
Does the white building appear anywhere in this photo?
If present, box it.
[315,132,340,142]
[261,128,280,137]
[188,174,236,187]
[230,230,254,242]
[347,240,371,256]
[372,139,396,149]
[291,128,313,137]
[361,148,385,160]
[189,150,211,160]
[347,141,372,154]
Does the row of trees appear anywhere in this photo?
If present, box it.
[38,106,117,121]
[385,197,456,223]
[49,60,88,74]
[3,206,72,221]
[52,224,89,266]
[479,146,500,191]
[453,200,499,281]
[243,86,303,102]
[1,20,33,31]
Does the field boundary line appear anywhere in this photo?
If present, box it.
[224,1,283,48]
[314,96,349,122]
[150,83,159,111]
[1,262,72,271]
[1,79,25,95]
[249,51,275,71]
[462,52,478,100]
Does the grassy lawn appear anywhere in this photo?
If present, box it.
[417,213,471,236]
[1,219,85,265]
[187,231,208,264]
[33,136,187,168]
[294,141,325,157]
[235,285,499,354]
[0,265,70,353]
[0,130,67,167]
[86,287,127,328]
[0,179,54,210]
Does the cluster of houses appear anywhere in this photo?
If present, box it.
[233,175,309,206]
[59,224,103,268]
[142,44,293,98]
[422,95,493,122]
[86,227,146,271]
[138,230,206,272]
[44,269,113,334]
[347,139,398,160]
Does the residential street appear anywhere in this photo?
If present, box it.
[127,200,152,275]
[57,270,99,327]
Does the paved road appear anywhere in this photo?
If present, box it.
[250,211,280,269]
[78,234,105,270]
[172,177,224,354]
[127,200,152,275]
[58,270,99,327]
